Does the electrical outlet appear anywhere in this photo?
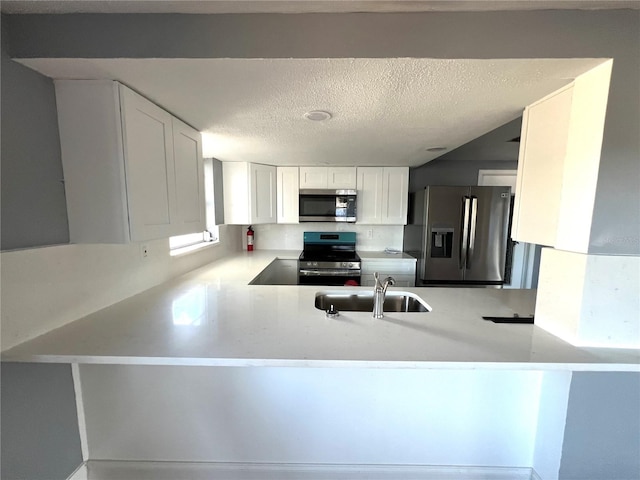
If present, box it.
[141,244,149,258]
[367,229,373,239]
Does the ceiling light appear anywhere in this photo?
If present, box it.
[304,110,332,121]
[426,146,447,152]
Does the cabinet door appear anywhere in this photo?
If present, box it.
[172,118,205,235]
[381,167,409,225]
[356,167,384,224]
[55,80,131,244]
[327,167,357,189]
[277,167,299,224]
[250,163,277,224]
[512,87,572,247]
[299,167,328,189]
[223,162,250,225]
[120,85,176,242]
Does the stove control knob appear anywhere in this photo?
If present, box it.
[313,262,318,267]
[342,262,347,267]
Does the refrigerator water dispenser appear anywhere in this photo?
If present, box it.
[430,228,454,258]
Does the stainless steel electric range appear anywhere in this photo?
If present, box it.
[298,232,361,286]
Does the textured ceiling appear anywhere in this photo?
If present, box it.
[2,0,638,14]
[19,57,605,166]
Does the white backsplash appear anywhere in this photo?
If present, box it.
[251,223,404,251]
[1,224,243,351]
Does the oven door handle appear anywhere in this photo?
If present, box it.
[299,269,361,276]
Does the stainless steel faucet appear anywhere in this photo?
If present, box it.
[373,272,395,318]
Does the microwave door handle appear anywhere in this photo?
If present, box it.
[467,196,478,269]
[459,196,471,270]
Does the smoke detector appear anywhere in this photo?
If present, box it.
[304,110,332,121]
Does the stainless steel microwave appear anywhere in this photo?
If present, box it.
[299,189,357,222]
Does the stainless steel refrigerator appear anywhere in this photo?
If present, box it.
[403,186,511,285]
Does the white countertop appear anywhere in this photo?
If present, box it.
[3,250,639,371]
[358,251,416,260]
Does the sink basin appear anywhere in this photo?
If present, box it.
[315,291,431,313]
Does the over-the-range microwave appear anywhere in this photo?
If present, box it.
[299,189,357,222]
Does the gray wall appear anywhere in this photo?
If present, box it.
[5,10,637,254]
[410,159,518,192]
[560,372,640,480]
[433,117,522,163]
[1,15,69,250]
[1,363,83,480]
[410,117,520,190]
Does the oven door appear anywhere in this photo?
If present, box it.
[298,269,361,286]
[299,190,357,222]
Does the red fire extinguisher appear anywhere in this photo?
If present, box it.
[247,225,254,251]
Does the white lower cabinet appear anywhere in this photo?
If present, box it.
[55,80,205,243]
[361,275,415,287]
[361,257,416,287]
[357,167,409,225]
[277,166,299,224]
[223,162,277,224]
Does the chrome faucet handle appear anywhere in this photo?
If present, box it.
[373,272,395,293]
[382,276,396,294]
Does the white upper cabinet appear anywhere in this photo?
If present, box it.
[381,167,410,225]
[223,162,277,225]
[299,167,356,189]
[120,87,178,241]
[299,167,328,189]
[357,167,409,225]
[512,61,612,253]
[171,117,206,235]
[512,86,571,247]
[251,163,277,224]
[356,167,383,224]
[55,80,205,244]
[277,166,299,224]
[327,167,357,189]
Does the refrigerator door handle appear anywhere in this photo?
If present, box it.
[467,196,478,269]
[459,196,471,270]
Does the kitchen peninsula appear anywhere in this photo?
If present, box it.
[3,250,638,369]
[3,250,639,480]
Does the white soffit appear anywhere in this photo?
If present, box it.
[19,57,606,166]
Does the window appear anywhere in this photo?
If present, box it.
[169,158,220,256]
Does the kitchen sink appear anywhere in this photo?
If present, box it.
[315,291,431,313]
